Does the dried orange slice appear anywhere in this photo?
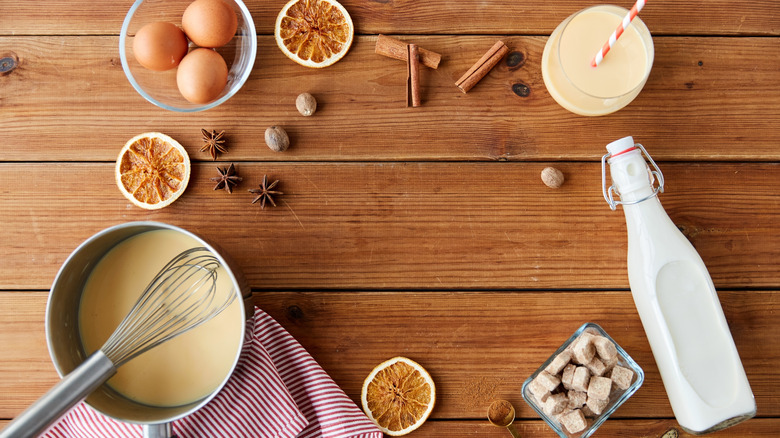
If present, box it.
[115,132,190,210]
[361,357,436,436]
[274,0,354,68]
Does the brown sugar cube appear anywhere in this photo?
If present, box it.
[610,365,635,390]
[567,390,587,409]
[553,409,579,428]
[560,409,588,434]
[553,408,572,423]
[545,350,573,375]
[572,333,596,364]
[561,363,577,389]
[571,366,591,392]
[528,379,551,403]
[581,404,596,418]
[535,371,561,392]
[585,357,607,377]
[587,376,612,400]
[542,393,569,416]
[586,395,610,415]
[593,335,618,362]
[602,352,619,372]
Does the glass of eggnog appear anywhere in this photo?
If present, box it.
[541,5,654,116]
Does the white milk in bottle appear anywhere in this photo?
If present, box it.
[602,136,755,434]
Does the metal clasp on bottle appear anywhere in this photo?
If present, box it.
[601,143,665,211]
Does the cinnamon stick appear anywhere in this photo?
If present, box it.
[376,34,441,69]
[455,40,510,93]
[407,44,421,108]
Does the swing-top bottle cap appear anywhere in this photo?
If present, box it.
[606,136,637,158]
[602,137,665,210]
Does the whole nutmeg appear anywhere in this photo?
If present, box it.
[541,167,564,188]
[265,126,290,152]
[296,93,317,116]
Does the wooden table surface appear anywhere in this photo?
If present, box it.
[2,1,779,436]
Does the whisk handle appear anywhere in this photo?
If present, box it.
[0,351,116,438]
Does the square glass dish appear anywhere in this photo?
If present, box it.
[522,322,644,437]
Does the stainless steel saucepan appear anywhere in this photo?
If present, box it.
[1,222,251,438]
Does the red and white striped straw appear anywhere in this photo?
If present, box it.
[591,0,647,67]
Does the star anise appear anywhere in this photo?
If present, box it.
[200,129,227,160]
[211,163,242,194]
[249,175,282,209]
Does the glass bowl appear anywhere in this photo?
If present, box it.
[119,0,257,112]
[522,323,644,438]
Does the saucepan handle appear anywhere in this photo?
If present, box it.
[144,422,173,438]
[0,351,116,438]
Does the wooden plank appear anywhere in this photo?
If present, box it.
[0,162,777,290]
[410,418,780,437]
[0,292,60,418]
[0,1,778,36]
[255,290,779,420]
[1,418,778,437]
[2,290,778,422]
[2,36,780,162]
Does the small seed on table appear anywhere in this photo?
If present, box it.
[541,167,564,188]
[265,126,290,152]
[296,93,317,116]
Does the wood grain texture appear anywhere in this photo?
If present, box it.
[1,418,778,437]
[0,292,60,418]
[345,418,780,437]
[1,36,779,162]
[0,162,777,290]
[255,291,779,420]
[2,290,778,423]
[2,0,779,434]
[0,1,778,36]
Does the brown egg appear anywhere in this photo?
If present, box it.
[182,0,238,48]
[176,48,228,104]
[132,22,189,71]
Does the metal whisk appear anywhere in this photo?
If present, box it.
[0,247,236,438]
[103,247,235,366]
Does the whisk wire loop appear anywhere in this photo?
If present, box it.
[101,247,236,366]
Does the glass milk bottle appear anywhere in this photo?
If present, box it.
[602,136,756,434]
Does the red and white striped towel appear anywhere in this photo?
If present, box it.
[44,307,383,438]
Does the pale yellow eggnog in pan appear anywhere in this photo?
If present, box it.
[542,5,654,116]
[79,229,243,407]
